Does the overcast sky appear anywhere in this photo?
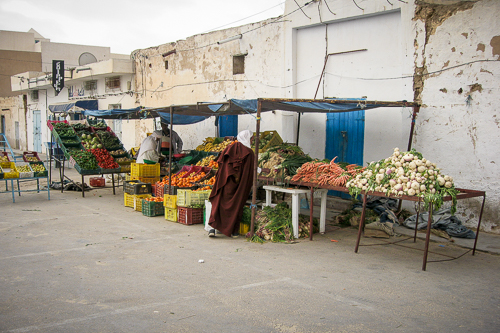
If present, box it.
[0,0,286,54]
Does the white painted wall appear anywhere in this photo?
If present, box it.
[134,18,286,150]
[412,0,500,232]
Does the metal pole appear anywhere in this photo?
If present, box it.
[422,202,433,271]
[309,187,314,241]
[354,194,367,253]
[472,195,486,255]
[407,105,419,151]
[167,106,173,194]
[250,99,262,237]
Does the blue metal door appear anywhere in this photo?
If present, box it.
[218,115,238,137]
[325,110,365,198]
[33,110,42,153]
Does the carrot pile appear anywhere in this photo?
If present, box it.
[291,157,365,187]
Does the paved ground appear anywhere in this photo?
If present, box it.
[1,159,499,333]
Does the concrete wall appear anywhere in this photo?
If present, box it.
[39,42,112,72]
[132,18,285,150]
[0,30,37,52]
[281,0,498,233]
[412,0,500,232]
[0,96,27,151]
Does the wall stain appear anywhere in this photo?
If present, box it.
[413,1,477,103]
[439,88,448,93]
[443,60,450,68]
[490,35,500,57]
[469,83,483,94]
[461,32,468,39]
[476,43,485,52]
[480,68,493,75]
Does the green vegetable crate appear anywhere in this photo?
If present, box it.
[142,200,164,217]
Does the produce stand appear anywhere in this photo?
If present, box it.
[0,153,50,203]
[47,120,129,198]
[353,188,486,271]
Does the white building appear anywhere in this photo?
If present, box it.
[8,30,134,152]
[281,0,498,233]
[135,0,499,233]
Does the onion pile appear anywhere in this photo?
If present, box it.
[346,148,459,213]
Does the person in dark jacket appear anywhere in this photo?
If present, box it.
[208,130,254,238]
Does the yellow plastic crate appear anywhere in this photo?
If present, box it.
[165,207,178,222]
[131,162,160,178]
[177,189,211,207]
[2,162,19,179]
[130,176,160,185]
[134,194,152,211]
[239,223,250,236]
[164,194,177,209]
[124,192,134,208]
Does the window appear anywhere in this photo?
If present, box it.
[84,80,97,91]
[105,76,121,91]
[108,104,121,110]
[233,54,246,75]
[165,60,168,70]
[31,90,39,101]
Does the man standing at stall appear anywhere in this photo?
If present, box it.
[208,130,254,238]
[154,122,183,155]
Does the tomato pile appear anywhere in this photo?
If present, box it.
[88,148,119,169]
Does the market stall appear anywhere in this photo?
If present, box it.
[78,98,486,270]
[1,144,51,203]
[47,120,134,197]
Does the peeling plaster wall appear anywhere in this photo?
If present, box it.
[132,18,285,150]
[413,0,500,232]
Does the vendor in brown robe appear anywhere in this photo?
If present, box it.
[208,130,255,237]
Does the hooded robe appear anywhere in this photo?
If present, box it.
[208,131,255,237]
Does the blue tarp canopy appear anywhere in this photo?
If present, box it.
[81,107,147,119]
[61,98,416,124]
[49,99,98,113]
[158,112,208,125]
[149,98,415,117]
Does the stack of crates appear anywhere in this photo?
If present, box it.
[123,178,153,210]
[164,194,178,222]
[130,162,161,185]
[176,189,211,225]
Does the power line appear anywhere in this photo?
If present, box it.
[201,1,286,34]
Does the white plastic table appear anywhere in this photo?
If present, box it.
[263,185,328,238]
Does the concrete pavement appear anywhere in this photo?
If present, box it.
[1,156,499,332]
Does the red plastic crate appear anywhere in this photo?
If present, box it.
[23,151,42,162]
[177,207,204,225]
[90,177,105,187]
[47,120,69,131]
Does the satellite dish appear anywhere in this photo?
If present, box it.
[79,52,97,66]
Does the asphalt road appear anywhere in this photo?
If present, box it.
[1,174,499,333]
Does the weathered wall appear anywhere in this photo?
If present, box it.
[0,96,27,150]
[412,0,499,232]
[132,18,285,150]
